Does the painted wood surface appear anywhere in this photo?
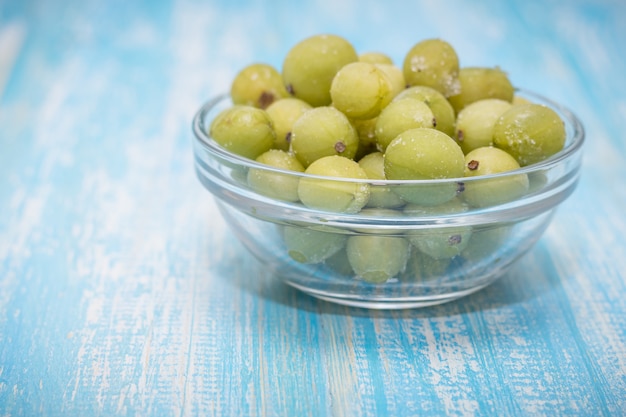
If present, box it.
[1,0,625,415]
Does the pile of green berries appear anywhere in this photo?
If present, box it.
[208,34,567,283]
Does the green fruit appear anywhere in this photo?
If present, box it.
[410,227,471,260]
[351,116,378,148]
[512,95,533,106]
[346,235,410,283]
[283,225,347,264]
[402,248,451,282]
[265,98,312,151]
[282,34,358,107]
[384,128,465,205]
[290,106,359,167]
[230,63,290,109]
[384,128,465,179]
[330,61,395,120]
[461,224,510,262]
[447,67,514,114]
[247,149,305,201]
[492,103,566,166]
[402,38,460,97]
[209,105,275,159]
[297,155,370,213]
[462,146,529,207]
[359,51,394,65]
[454,99,513,154]
[404,198,472,259]
[394,85,456,137]
[358,152,405,208]
[375,98,436,150]
[375,64,406,98]
[323,246,355,276]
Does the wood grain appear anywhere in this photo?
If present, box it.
[1,0,625,416]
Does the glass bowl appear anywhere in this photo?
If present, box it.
[192,90,584,309]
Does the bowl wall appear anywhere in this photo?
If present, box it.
[216,199,555,308]
[192,90,584,309]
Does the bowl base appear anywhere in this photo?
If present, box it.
[285,280,492,310]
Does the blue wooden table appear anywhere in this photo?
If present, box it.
[1,0,625,415]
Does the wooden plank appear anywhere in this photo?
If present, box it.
[0,0,625,416]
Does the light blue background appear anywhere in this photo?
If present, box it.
[1,0,625,415]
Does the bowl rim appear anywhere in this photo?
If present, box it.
[192,88,585,185]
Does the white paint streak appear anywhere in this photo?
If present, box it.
[546,206,626,396]
[0,183,51,326]
[325,315,362,417]
[61,1,234,415]
[0,21,25,101]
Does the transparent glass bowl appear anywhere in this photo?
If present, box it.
[192,90,584,309]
